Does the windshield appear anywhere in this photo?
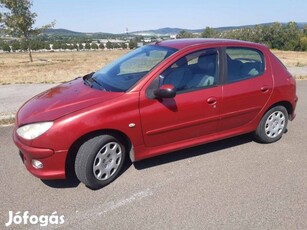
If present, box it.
[90,45,177,92]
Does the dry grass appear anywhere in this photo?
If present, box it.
[0,115,15,126]
[0,49,306,84]
[272,50,307,67]
[0,50,129,84]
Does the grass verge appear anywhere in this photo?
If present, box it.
[0,115,15,126]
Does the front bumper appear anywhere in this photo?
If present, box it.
[13,132,67,179]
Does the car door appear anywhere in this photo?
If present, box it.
[139,49,222,147]
[219,47,273,131]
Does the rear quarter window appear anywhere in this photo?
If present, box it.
[226,47,265,83]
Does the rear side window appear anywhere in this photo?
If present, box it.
[226,48,265,83]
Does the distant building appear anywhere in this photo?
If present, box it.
[143,38,152,43]
[99,39,126,46]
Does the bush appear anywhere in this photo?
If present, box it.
[106,41,113,49]
[1,43,11,52]
[300,36,307,51]
[91,43,98,49]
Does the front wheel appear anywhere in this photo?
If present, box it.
[75,134,126,189]
[254,106,288,143]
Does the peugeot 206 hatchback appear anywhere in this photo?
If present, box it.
[13,39,298,189]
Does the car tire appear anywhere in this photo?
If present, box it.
[75,134,126,189]
[254,106,288,143]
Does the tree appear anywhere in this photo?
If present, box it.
[85,42,91,50]
[91,43,98,50]
[20,39,28,51]
[113,42,120,49]
[99,43,105,49]
[11,40,20,51]
[219,22,302,50]
[0,0,55,62]
[66,44,75,50]
[283,22,300,50]
[52,41,61,50]
[121,42,127,49]
[177,30,195,39]
[201,27,219,38]
[44,42,50,50]
[264,23,286,49]
[1,42,11,52]
[73,43,78,50]
[78,43,83,50]
[300,36,307,51]
[61,43,68,50]
[128,39,137,49]
[106,41,113,49]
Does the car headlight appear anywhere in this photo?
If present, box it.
[16,122,53,140]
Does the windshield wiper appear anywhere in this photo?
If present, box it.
[83,72,105,90]
[83,72,95,87]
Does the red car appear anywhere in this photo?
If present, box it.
[13,39,298,189]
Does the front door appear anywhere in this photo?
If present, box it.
[139,49,222,147]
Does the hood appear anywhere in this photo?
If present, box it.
[17,78,124,125]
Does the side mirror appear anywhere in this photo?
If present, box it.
[154,84,176,99]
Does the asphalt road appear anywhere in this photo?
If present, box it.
[0,83,57,117]
[1,81,306,230]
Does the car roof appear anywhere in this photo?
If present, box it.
[154,38,267,50]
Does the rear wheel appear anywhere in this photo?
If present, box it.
[75,134,126,189]
[254,106,288,143]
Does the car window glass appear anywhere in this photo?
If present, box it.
[159,49,218,92]
[226,48,265,83]
[92,45,177,92]
[120,50,169,74]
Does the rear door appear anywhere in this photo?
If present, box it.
[219,47,273,131]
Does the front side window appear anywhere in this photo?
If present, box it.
[159,49,218,93]
[226,47,265,83]
[90,45,177,92]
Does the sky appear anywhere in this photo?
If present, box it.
[31,0,307,34]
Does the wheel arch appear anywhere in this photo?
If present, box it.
[265,101,293,119]
[65,129,133,179]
